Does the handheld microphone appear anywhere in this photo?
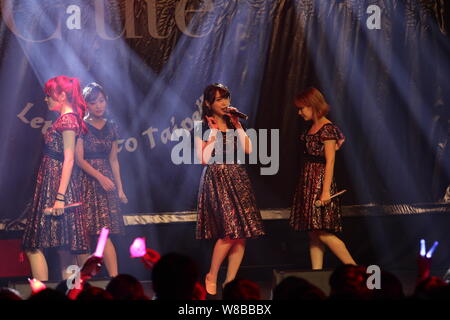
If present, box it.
[226,106,248,120]
[314,190,347,207]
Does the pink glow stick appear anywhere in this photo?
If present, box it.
[94,227,109,258]
[130,237,147,258]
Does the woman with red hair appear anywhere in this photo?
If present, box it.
[22,75,90,281]
[290,87,356,270]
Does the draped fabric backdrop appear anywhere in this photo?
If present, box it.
[0,0,449,222]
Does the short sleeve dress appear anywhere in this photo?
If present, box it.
[79,120,124,236]
[22,113,90,253]
[290,123,345,233]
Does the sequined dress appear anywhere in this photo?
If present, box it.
[79,120,124,235]
[22,113,89,253]
[196,122,265,239]
[290,123,345,233]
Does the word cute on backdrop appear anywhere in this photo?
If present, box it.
[1,0,217,42]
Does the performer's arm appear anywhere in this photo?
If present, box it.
[195,130,218,165]
[235,122,252,154]
[52,130,76,212]
[75,138,115,191]
[109,141,128,203]
[58,130,76,194]
[321,140,336,202]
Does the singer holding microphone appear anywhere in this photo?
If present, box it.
[195,83,265,296]
[290,87,356,270]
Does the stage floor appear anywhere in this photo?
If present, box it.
[1,202,450,293]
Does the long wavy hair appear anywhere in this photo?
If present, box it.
[44,75,87,134]
[201,83,234,129]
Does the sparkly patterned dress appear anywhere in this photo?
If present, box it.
[290,123,345,233]
[79,120,124,236]
[196,122,265,240]
[22,113,90,253]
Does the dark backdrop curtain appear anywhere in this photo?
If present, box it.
[0,0,449,222]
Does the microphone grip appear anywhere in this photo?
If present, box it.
[227,107,248,120]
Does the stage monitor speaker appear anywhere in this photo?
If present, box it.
[272,269,333,296]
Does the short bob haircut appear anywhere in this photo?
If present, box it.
[294,87,330,118]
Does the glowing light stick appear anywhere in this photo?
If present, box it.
[426,241,439,258]
[130,237,147,258]
[94,227,109,258]
[28,278,46,294]
[420,239,426,257]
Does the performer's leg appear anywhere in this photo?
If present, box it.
[58,249,77,280]
[102,238,118,277]
[308,231,325,270]
[26,249,48,281]
[205,238,233,294]
[224,239,246,285]
[317,231,357,265]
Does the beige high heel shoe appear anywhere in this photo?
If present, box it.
[205,274,217,295]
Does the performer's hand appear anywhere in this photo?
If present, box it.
[226,107,241,128]
[417,255,432,282]
[98,175,116,191]
[319,191,331,205]
[416,239,438,283]
[141,249,161,269]
[44,200,65,216]
[205,116,219,130]
[118,190,128,204]
[80,255,103,280]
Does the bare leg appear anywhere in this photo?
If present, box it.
[76,254,90,267]
[205,238,233,294]
[58,249,77,280]
[26,249,48,281]
[224,239,246,285]
[309,231,325,270]
[318,231,357,265]
[102,238,118,277]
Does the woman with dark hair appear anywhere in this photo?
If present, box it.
[195,83,265,295]
[290,87,356,269]
[75,82,127,277]
[22,75,90,281]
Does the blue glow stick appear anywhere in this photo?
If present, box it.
[420,239,426,257]
[426,241,439,258]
